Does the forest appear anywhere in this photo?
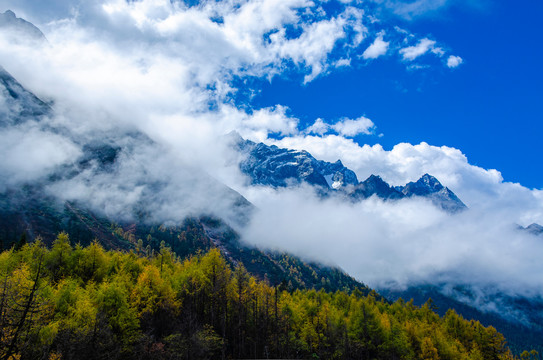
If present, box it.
[0,234,537,360]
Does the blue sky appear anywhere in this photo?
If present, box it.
[250,1,543,189]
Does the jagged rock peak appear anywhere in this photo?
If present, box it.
[0,9,47,42]
[349,174,403,200]
[419,173,443,188]
[399,174,467,213]
[366,174,385,182]
[527,223,543,232]
[525,223,543,236]
[400,174,444,196]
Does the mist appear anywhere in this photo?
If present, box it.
[240,185,543,295]
[0,0,542,312]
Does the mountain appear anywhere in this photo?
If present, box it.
[523,223,543,236]
[0,64,254,229]
[230,136,543,355]
[397,173,467,212]
[234,134,466,212]
[0,11,49,123]
[349,174,403,200]
[0,10,46,43]
[0,65,51,124]
[233,132,358,190]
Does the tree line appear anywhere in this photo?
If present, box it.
[0,233,534,360]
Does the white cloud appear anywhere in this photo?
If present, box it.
[0,122,81,190]
[304,116,377,137]
[431,46,445,57]
[372,0,488,20]
[447,55,463,68]
[305,118,330,135]
[362,32,389,59]
[331,116,375,136]
[226,105,299,142]
[0,0,374,167]
[241,182,543,296]
[8,0,367,84]
[399,38,436,60]
[374,0,449,20]
[335,58,351,67]
[269,6,367,83]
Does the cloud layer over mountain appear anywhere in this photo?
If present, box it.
[0,0,542,304]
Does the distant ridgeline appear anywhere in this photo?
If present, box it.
[0,237,521,360]
[231,132,467,213]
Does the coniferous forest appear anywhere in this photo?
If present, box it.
[0,233,533,360]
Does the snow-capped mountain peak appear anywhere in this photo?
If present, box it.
[233,136,466,212]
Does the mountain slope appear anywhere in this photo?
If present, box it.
[0,186,371,296]
[0,10,47,42]
[0,69,348,293]
[0,65,51,124]
[0,242,514,360]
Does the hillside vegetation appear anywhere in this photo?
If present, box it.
[0,234,529,360]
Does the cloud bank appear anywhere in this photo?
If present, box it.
[241,185,543,296]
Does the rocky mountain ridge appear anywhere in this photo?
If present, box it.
[233,133,467,213]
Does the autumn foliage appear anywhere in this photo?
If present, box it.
[0,234,522,359]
